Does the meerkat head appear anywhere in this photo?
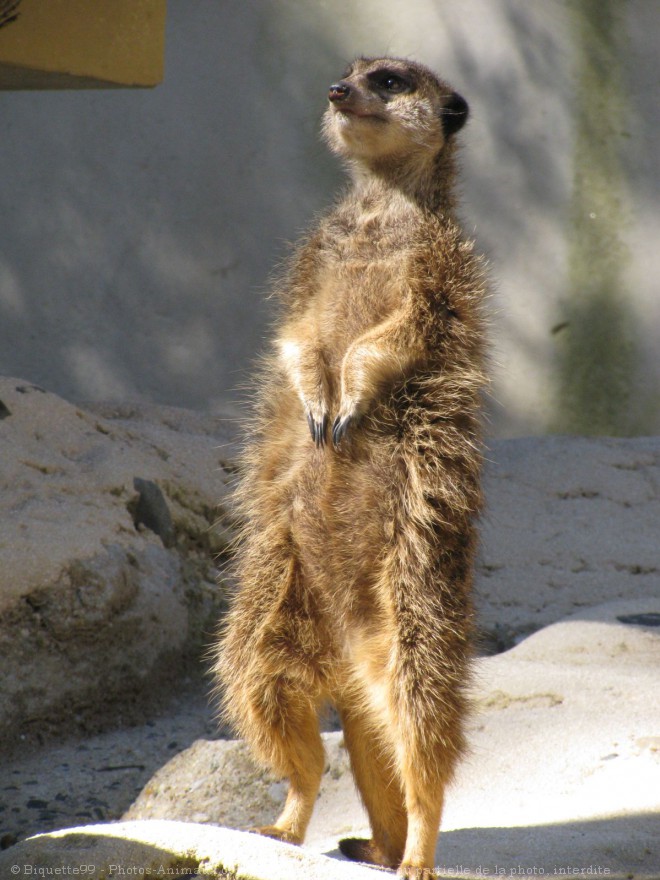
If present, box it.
[322,57,468,172]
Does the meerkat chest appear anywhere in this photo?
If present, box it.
[315,242,409,352]
[313,198,422,341]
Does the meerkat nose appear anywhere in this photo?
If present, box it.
[328,82,351,102]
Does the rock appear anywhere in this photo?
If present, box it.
[0,680,220,846]
[449,598,660,830]
[2,386,659,878]
[0,377,238,745]
[476,435,660,642]
[124,730,351,831]
[122,599,660,879]
[131,477,176,548]
[0,820,380,880]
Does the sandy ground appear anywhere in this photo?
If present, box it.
[0,384,658,878]
[2,595,658,879]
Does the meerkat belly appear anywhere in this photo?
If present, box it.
[263,249,411,614]
[299,449,396,631]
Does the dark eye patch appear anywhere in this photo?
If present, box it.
[367,69,414,95]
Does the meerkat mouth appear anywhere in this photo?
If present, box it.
[333,106,386,122]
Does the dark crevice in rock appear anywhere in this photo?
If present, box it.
[130,478,175,548]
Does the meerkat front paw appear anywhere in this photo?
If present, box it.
[331,412,352,447]
[306,409,328,446]
[332,393,364,448]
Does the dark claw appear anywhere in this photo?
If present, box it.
[332,414,352,448]
[307,412,328,447]
[318,412,328,447]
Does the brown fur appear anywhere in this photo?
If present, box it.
[214,57,488,879]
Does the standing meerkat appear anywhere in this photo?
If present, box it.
[215,56,487,880]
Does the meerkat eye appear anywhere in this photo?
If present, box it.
[369,71,413,95]
[383,75,405,91]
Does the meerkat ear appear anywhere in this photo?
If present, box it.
[441,91,469,137]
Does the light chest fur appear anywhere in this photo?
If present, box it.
[298,194,419,364]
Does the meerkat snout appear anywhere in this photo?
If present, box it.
[441,91,469,137]
[328,82,350,103]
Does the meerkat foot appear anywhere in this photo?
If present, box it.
[250,825,302,845]
[338,837,398,868]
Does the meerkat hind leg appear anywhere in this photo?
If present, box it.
[250,689,325,846]
[337,703,408,868]
[396,761,445,879]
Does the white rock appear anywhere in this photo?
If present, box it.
[476,435,660,637]
[0,819,380,880]
[0,378,237,741]
[124,599,660,879]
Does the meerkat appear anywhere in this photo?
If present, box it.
[214,56,487,880]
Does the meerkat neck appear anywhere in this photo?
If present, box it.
[349,145,459,216]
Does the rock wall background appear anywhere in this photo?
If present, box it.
[0,1,658,436]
